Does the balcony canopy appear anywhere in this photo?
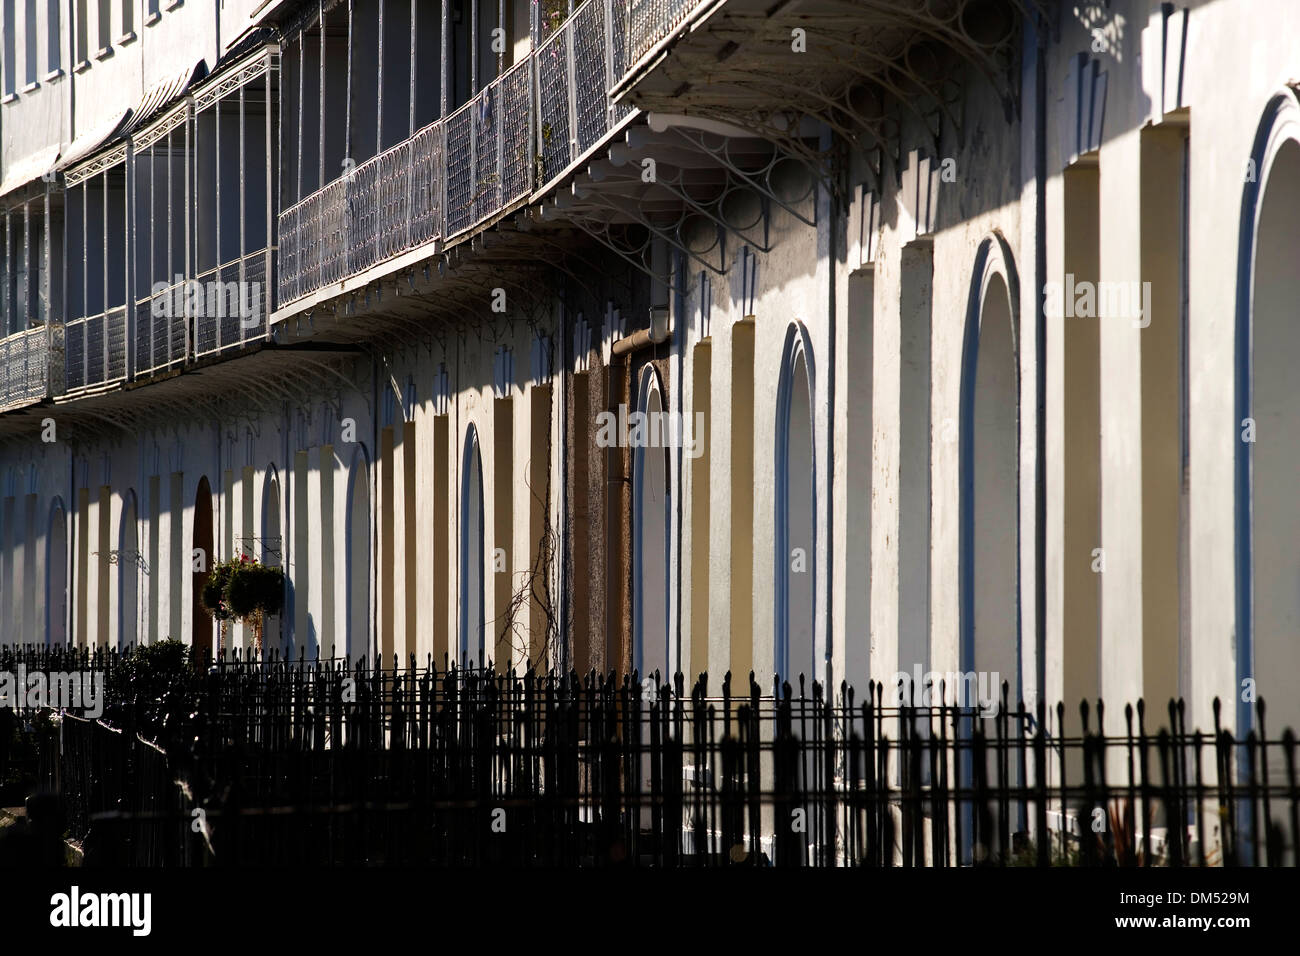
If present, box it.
[616,0,1042,169]
[0,144,60,202]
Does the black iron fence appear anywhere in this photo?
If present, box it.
[3,645,1298,867]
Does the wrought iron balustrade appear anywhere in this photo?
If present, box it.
[276,0,633,307]
[627,0,700,73]
[64,306,128,395]
[191,251,273,360]
[0,326,52,411]
[134,281,190,379]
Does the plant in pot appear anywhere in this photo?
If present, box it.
[201,555,284,657]
[200,561,235,656]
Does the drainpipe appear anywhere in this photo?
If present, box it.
[611,305,670,357]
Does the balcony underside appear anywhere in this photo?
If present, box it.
[617,0,1039,174]
[271,109,823,347]
[0,343,364,445]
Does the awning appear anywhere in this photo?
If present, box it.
[57,109,131,172]
[0,144,61,200]
[119,60,206,139]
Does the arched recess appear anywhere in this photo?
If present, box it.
[46,497,67,646]
[460,424,485,666]
[632,365,672,683]
[775,321,817,685]
[119,489,139,648]
[262,466,283,652]
[261,467,282,565]
[959,233,1021,704]
[1236,88,1300,749]
[345,445,372,662]
[192,476,214,660]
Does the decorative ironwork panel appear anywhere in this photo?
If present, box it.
[573,0,609,155]
[106,307,127,383]
[627,0,697,68]
[445,102,475,237]
[536,24,574,186]
[66,319,86,392]
[473,86,501,227]
[376,140,410,261]
[0,328,49,411]
[408,122,442,247]
[500,61,533,207]
[609,0,633,122]
[278,204,299,306]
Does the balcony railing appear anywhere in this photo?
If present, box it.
[277,0,633,308]
[134,280,190,379]
[193,250,273,360]
[0,326,51,411]
[626,0,699,72]
[65,306,128,394]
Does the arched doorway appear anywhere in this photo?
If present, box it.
[262,468,282,654]
[192,477,214,660]
[345,447,371,662]
[119,490,139,647]
[776,324,816,686]
[960,240,1020,706]
[1239,97,1300,750]
[46,498,67,646]
[459,425,485,666]
[632,367,670,685]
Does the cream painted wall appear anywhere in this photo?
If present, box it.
[4,1,1300,764]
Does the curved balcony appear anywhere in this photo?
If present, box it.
[276,0,634,310]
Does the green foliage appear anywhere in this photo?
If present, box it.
[201,557,284,623]
[226,562,284,618]
[201,561,234,621]
[135,637,189,673]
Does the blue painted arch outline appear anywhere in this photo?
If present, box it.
[958,231,1022,697]
[459,423,486,666]
[1233,86,1300,739]
[774,319,818,684]
[344,444,372,662]
[631,363,673,680]
[45,495,67,645]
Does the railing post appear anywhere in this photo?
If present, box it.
[528,56,537,195]
[605,0,616,131]
[497,82,504,217]
[440,122,448,240]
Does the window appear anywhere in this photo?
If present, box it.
[96,0,110,52]
[121,0,132,35]
[3,0,16,96]
[22,0,35,85]
[75,0,88,64]
[46,0,60,74]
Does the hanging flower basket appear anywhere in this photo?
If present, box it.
[200,555,285,656]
